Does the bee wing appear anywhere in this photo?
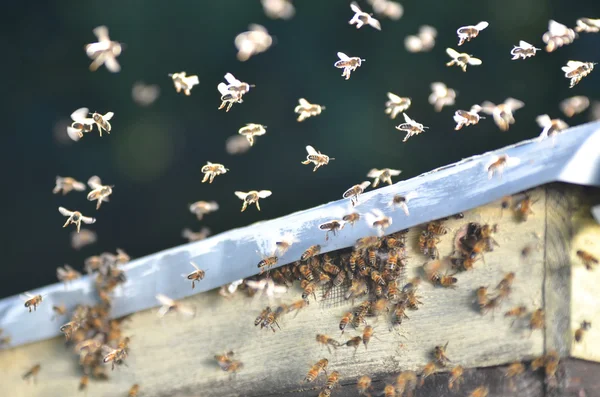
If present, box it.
[217,82,230,96]
[468,57,482,65]
[190,261,200,271]
[103,112,114,121]
[81,216,96,225]
[388,169,402,176]
[475,21,489,31]
[387,92,401,102]
[58,207,73,217]
[71,108,91,122]
[337,52,350,61]
[258,190,272,198]
[88,176,102,189]
[367,168,381,178]
[64,264,77,273]
[360,181,372,190]
[369,18,382,31]
[104,56,121,73]
[234,191,248,200]
[536,114,551,127]
[480,101,496,114]
[224,73,241,86]
[155,294,175,307]
[298,98,310,107]
[208,201,219,211]
[446,48,460,58]
[305,145,318,156]
[519,40,532,48]
[430,82,446,93]
[23,292,35,299]
[350,2,362,13]
[504,98,525,110]
[186,75,200,86]
[93,26,110,42]
[66,126,83,142]
[402,113,414,124]
[72,181,86,191]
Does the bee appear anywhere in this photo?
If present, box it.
[186,261,206,289]
[530,308,545,331]
[79,375,89,391]
[383,384,396,397]
[214,351,236,370]
[255,307,271,327]
[448,365,464,390]
[425,260,458,288]
[201,162,228,184]
[575,18,600,33]
[340,311,353,334]
[446,48,482,72]
[234,190,272,212]
[575,320,591,342]
[536,114,569,144]
[168,72,199,96]
[301,245,321,261]
[434,341,451,366]
[475,287,490,311]
[456,21,489,45]
[544,350,559,385]
[395,370,418,395]
[295,98,325,122]
[318,389,331,397]
[316,334,341,353]
[58,207,96,233]
[67,108,95,141]
[23,292,43,312]
[85,26,122,73]
[325,371,340,390]
[234,24,273,62]
[301,280,318,301]
[496,272,515,299]
[53,176,86,195]
[453,105,484,130]
[132,81,160,106]
[504,306,528,324]
[542,20,576,52]
[404,25,437,53]
[349,2,381,30]
[89,111,114,137]
[275,233,300,255]
[128,384,140,397]
[155,294,195,318]
[355,236,381,251]
[217,73,253,112]
[427,221,448,236]
[357,375,372,395]
[362,325,375,349]
[262,0,295,20]
[395,112,428,142]
[305,358,328,382]
[469,386,489,397]
[385,93,411,119]
[257,255,278,273]
[57,265,81,285]
[420,361,437,386]
[505,361,525,380]
[514,195,537,221]
[577,250,598,270]
[429,82,456,112]
[511,40,541,60]
[369,0,403,20]
[302,145,334,172]
[262,305,286,331]
[322,258,341,275]
[343,181,371,206]
[480,98,525,131]
[71,229,97,250]
[59,320,81,340]
[345,279,369,301]
[559,96,590,118]
[86,176,113,210]
[102,343,128,370]
[345,336,362,355]
[367,168,402,187]
[485,154,520,180]
[562,61,596,88]
[238,123,267,146]
[22,363,41,383]
[188,201,219,221]
[224,135,252,156]
[334,52,366,80]
[364,209,392,236]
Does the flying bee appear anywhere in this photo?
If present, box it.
[188,201,219,220]
[542,20,576,52]
[385,93,411,119]
[305,358,328,382]
[168,72,199,96]
[225,134,252,155]
[367,168,402,187]
[234,24,273,62]
[22,292,43,312]
[420,361,437,386]
[79,375,89,392]
[476,287,490,312]
[514,195,536,221]
[186,261,206,289]
[343,181,371,206]
[504,306,528,324]
[349,2,381,30]
[128,384,140,397]
[67,107,94,141]
[364,209,392,236]
[575,320,591,342]
[362,325,375,349]
[316,334,341,353]
[511,40,541,60]
[334,52,365,80]
[132,81,160,106]
[85,26,122,73]
[433,341,451,366]
[71,229,97,250]
[343,211,360,226]
[301,145,334,172]
[156,294,195,318]
[576,249,598,270]
[214,351,236,371]
[90,111,114,137]
[262,0,295,19]
[345,336,362,356]
[257,255,278,273]
[22,364,41,383]
[319,220,346,241]
[255,307,271,326]
[429,82,457,112]
[404,25,437,53]
[575,18,600,33]
[87,176,113,210]
[485,154,520,180]
[275,232,300,255]
[389,191,418,215]
[536,114,569,143]
[295,98,325,122]
[102,343,128,370]
[456,21,489,45]
[395,112,428,142]
[446,48,482,72]
[469,386,489,397]
[480,98,525,131]
[59,320,81,340]
[530,308,545,332]
[238,123,267,146]
[496,272,515,299]
[559,96,590,118]
[505,362,525,382]
[448,365,464,390]
[53,176,86,195]
[56,265,81,285]
[301,280,318,301]
[201,162,228,183]
[357,375,372,395]
[217,73,254,112]
[262,305,286,331]
[453,105,484,130]
[562,61,596,88]
[301,245,321,261]
[58,207,96,233]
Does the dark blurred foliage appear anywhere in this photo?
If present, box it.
[1,0,598,298]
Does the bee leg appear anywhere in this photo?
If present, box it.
[96,200,101,210]
[76,221,81,233]
[256,201,261,211]
[63,217,72,228]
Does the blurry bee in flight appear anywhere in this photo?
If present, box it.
[529,308,545,332]
[59,207,96,233]
[186,261,206,289]
[536,114,568,144]
[23,292,43,312]
[261,0,295,20]
[369,0,403,20]
[156,294,195,318]
[559,96,590,118]
[71,229,97,250]
[85,26,122,73]
[234,24,273,62]
[576,249,598,270]
[234,190,272,212]
[448,365,464,390]
[53,176,86,195]
[469,385,489,397]
[56,265,81,285]
[218,73,254,112]
[434,341,451,366]
[189,201,219,221]
[504,306,528,325]
[305,358,328,382]
[389,191,418,215]
[79,375,89,392]
[201,162,229,183]
[345,336,362,356]
[446,48,482,72]
[87,176,113,210]
[102,342,129,370]
[542,20,576,52]
[168,72,199,96]
[429,82,457,112]
[349,2,382,30]
[343,181,371,206]
[404,25,437,53]
[562,61,596,88]
[481,98,525,131]
[295,98,325,122]
[396,112,428,142]
[90,111,114,137]
[420,361,437,386]
[67,107,94,142]
[364,209,392,236]
[385,93,411,119]
[357,375,372,395]
[424,259,457,288]
[275,232,300,255]
[575,18,600,33]
[343,211,360,226]
[225,135,252,155]
[485,154,520,180]
[453,105,484,130]
[132,81,160,107]
[301,145,334,172]
[510,40,541,60]
[334,52,366,80]
[367,168,402,187]
[316,334,341,353]
[22,363,41,383]
[238,123,267,146]
[51,304,67,320]
[575,320,591,342]
[319,220,346,241]
[456,21,489,45]
[128,384,140,397]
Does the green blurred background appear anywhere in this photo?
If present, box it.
[2,0,599,298]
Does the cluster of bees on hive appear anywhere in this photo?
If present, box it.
[4,1,600,396]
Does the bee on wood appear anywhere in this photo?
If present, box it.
[90,111,114,137]
[511,40,541,60]
[469,386,489,397]
[485,154,520,180]
[262,305,287,331]
[86,176,113,210]
[365,209,392,236]
[429,82,456,112]
[301,280,318,302]
[383,384,396,397]
[53,176,86,195]
[295,98,325,122]
[339,311,352,334]
[385,93,411,119]
[128,384,140,397]
[188,201,219,221]
[559,96,590,118]
[496,272,515,299]
[155,294,195,318]
[255,307,271,326]
[234,190,272,212]
[318,220,346,241]
[575,320,591,342]
[575,18,600,33]
[454,105,484,130]
[22,363,41,383]
[395,112,428,142]
[234,24,273,62]
[59,207,96,233]
[201,162,228,184]
[562,61,596,88]
[349,2,381,30]
[345,336,362,356]
[316,334,341,353]
[305,358,328,382]
[456,21,489,45]
[433,341,451,366]
[419,231,440,259]
[481,98,525,131]
[362,325,375,349]
[301,145,334,172]
[257,255,278,274]
[168,72,199,96]
[543,350,560,385]
[446,48,482,72]
[420,361,437,386]
[238,123,267,146]
[404,25,437,53]
[334,52,366,80]
[355,236,381,250]
[536,114,569,144]
[318,388,331,397]
[424,260,457,288]
[475,287,490,311]
[448,365,464,390]
[357,375,372,395]
[186,261,206,289]
[85,26,122,73]
[367,168,402,187]
[60,320,81,340]
[67,108,94,141]
[542,20,576,52]
[57,265,81,285]
[217,73,254,112]
[343,181,371,206]
[23,292,43,312]
[576,250,598,270]
[301,245,321,261]
[530,308,545,332]
[514,195,536,221]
